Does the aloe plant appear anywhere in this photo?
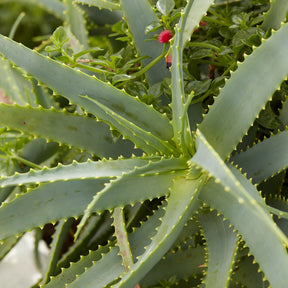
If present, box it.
[0,0,288,287]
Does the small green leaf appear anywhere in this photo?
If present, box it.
[45,45,60,53]
[156,0,175,16]
[145,21,162,35]
[51,26,69,47]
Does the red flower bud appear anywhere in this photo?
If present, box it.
[158,30,173,43]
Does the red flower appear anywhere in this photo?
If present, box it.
[158,30,173,43]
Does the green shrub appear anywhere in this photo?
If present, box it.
[0,0,288,287]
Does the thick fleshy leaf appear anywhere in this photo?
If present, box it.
[0,104,137,158]
[198,209,238,288]
[192,131,288,288]
[0,0,65,18]
[74,0,121,10]
[43,205,165,288]
[112,174,206,287]
[41,218,74,284]
[140,246,205,286]
[199,23,288,159]
[171,0,213,153]
[0,57,36,106]
[64,0,89,48]
[0,158,185,240]
[75,157,187,237]
[261,0,288,31]
[0,35,173,153]
[0,158,153,187]
[231,130,288,184]
[120,0,169,84]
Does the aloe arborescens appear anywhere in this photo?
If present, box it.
[0,0,288,287]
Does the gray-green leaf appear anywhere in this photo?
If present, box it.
[156,0,175,16]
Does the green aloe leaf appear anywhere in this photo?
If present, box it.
[0,57,36,106]
[41,242,119,288]
[0,158,155,188]
[0,158,159,187]
[0,159,184,240]
[0,35,173,153]
[0,104,138,158]
[0,179,107,240]
[41,218,74,284]
[64,0,89,48]
[232,253,268,288]
[0,235,22,261]
[80,95,176,155]
[231,130,288,184]
[112,173,206,287]
[171,0,214,154]
[199,22,288,160]
[113,207,135,272]
[261,0,288,31]
[156,0,175,16]
[68,246,124,288]
[198,209,238,288]
[75,157,187,237]
[140,246,205,287]
[120,0,169,84]
[192,131,288,288]
[0,0,65,19]
[200,178,288,288]
[43,205,164,288]
[74,0,121,10]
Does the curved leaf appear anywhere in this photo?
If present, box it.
[0,104,137,158]
[0,35,173,153]
[261,0,288,31]
[232,254,268,288]
[120,0,169,84]
[112,174,206,287]
[0,159,184,239]
[198,209,238,288]
[43,205,164,288]
[64,0,89,48]
[140,246,205,287]
[80,95,176,155]
[192,131,288,288]
[74,0,121,10]
[76,157,187,237]
[231,130,288,184]
[0,158,153,187]
[0,0,65,19]
[0,57,36,106]
[41,218,74,284]
[171,0,213,154]
[199,23,288,159]
[0,179,107,240]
